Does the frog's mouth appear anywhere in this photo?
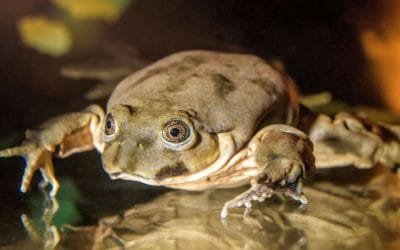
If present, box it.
[109,132,237,190]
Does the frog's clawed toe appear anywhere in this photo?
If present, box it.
[221,179,307,219]
[282,181,308,209]
[221,182,277,219]
[0,141,59,196]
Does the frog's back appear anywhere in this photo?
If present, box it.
[108,50,299,148]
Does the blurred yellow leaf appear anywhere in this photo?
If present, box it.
[17,16,72,57]
[52,0,133,22]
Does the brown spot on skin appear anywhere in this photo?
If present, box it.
[155,162,189,179]
[320,136,358,154]
[251,77,277,96]
[165,85,180,93]
[136,68,163,85]
[175,56,204,71]
[224,63,237,68]
[135,57,205,85]
[120,104,137,115]
[212,73,236,97]
[184,56,205,66]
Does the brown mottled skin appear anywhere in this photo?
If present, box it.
[103,51,297,182]
[1,50,399,218]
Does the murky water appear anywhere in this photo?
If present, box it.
[1,161,399,250]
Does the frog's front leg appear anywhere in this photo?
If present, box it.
[0,105,105,196]
[221,125,316,218]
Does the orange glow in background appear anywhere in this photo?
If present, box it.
[360,1,400,114]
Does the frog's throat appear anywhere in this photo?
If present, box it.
[111,132,238,187]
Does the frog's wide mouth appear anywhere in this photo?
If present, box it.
[109,132,237,190]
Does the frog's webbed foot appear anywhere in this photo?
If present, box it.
[221,167,308,219]
[221,182,274,218]
[0,142,58,196]
[0,105,104,196]
[308,112,400,174]
[221,125,315,218]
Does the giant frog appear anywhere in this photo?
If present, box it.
[1,50,399,218]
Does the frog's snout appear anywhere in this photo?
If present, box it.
[102,162,123,178]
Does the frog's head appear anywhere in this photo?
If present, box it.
[101,103,233,188]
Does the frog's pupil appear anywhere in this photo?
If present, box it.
[105,113,116,136]
[106,120,112,129]
[170,128,180,137]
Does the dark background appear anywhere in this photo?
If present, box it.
[0,0,387,246]
[0,0,382,134]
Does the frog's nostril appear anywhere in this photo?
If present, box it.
[136,143,144,150]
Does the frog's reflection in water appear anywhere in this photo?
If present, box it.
[25,167,399,250]
[21,185,60,250]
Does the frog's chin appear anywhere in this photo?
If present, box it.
[109,132,238,190]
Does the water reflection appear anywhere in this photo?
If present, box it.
[17,166,399,250]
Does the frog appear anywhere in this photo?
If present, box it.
[1,50,400,218]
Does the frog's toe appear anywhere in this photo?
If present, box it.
[282,180,308,207]
[0,142,33,158]
[20,148,42,193]
[21,147,58,195]
[38,154,59,197]
[0,142,38,193]
[221,171,309,218]
[221,183,274,219]
[0,141,59,196]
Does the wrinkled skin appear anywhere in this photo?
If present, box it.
[0,50,399,217]
[102,104,220,181]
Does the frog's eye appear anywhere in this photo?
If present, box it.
[162,120,190,143]
[105,113,117,136]
[161,119,196,150]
